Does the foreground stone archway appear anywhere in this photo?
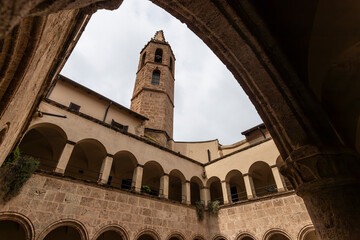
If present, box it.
[0,1,359,239]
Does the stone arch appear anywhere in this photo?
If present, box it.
[236,232,257,240]
[298,225,319,240]
[206,176,224,204]
[38,219,88,240]
[0,212,35,240]
[135,228,161,240]
[225,169,247,202]
[109,150,138,190]
[142,161,164,196]
[212,234,228,240]
[192,234,206,240]
[166,231,186,240]
[92,224,129,240]
[168,169,186,203]
[19,122,67,172]
[190,176,203,205]
[249,161,277,197]
[65,138,107,182]
[263,229,291,240]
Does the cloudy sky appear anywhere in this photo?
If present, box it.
[61,0,262,145]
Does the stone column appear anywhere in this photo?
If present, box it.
[183,181,191,204]
[271,166,285,192]
[226,181,232,203]
[221,180,229,204]
[132,164,143,193]
[160,174,169,199]
[200,187,210,206]
[98,155,113,184]
[55,141,74,174]
[243,174,255,199]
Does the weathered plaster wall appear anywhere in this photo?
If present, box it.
[205,140,279,180]
[32,102,204,182]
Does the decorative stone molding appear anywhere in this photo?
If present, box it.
[91,224,129,240]
[235,232,257,240]
[134,228,161,240]
[165,231,186,240]
[262,228,292,240]
[37,219,88,240]
[0,212,35,240]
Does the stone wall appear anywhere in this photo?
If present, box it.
[1,173,313,240]
[211,194,312,240]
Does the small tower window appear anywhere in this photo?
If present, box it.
[154,48,163,63]
[152,70,160,85]
[141,52,146,67]
[169,57,173,73]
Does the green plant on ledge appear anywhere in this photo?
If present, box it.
[141,185,151,194]
[207,200,220,216]
[195,201,205,221]
[0,147,39,202]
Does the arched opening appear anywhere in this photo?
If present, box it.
[96,230,123,240]
[141,52,146,67]
[190,176,202,205]
[249,161,277,197]
[303,230,319,240]
[225,170,247,202]
[168,169,186,203]
[151,70,160,85]
[0,220,27,240]
[207,176,224,204]
[169,238,180,240]
[154,48,163,63]
[64,139,107,182]
[109,151,137,190]
[43,226,82,240]
[169,57,173,74]
[137,234,156,240]
[19,123,67,172]
[268,233,290,240]
[241,237,255,240]
[142,161,164,196]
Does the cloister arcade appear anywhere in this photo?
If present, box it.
[0,214,319,240]
[18,122,291,206]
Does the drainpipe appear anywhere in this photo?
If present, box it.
[103,102,112,122]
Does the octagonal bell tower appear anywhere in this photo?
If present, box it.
[130,30,175,147]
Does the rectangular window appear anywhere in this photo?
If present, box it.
[69,102,81,112]
[111,119,128,132]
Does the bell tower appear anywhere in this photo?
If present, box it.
[130,30,175,147]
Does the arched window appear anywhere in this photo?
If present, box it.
[141,52,146,67]
[154,48,163,63]
[152,70,160,85]
[169,57,173,73]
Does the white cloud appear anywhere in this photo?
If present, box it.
[61,0,262,145]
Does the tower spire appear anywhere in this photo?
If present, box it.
[130,31,176,148]
[153,30,166,42]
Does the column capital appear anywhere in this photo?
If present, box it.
[278,145,360,193]
[106,153,113,158]
[136,164,144,168]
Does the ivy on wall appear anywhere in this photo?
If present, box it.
[0,147,39,202]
